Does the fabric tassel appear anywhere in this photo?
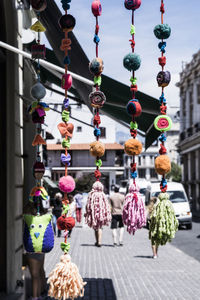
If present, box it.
[149,192,179,246]
[122,183,146,234]
[48,254,86,300]
[85,181,111,229]
[32,134,46,146]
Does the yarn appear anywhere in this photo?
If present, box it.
[149,193,179,246]
[59,14,76,32]
[89,58,104,76]
[124,0,141,10]
[58,176,75,193]
[122,183,146,235]
[89,90,106,108]
[154,24,171,40]
[84,181,111,229]
[126,99,142,117]
[155,155,171,175]
[154,115,172,132]
[30,0,47,12]
[123,53,141,71]
[124,138,142,156]
[30,82,46,100]
[48,254,86,300]
[157,70,171,87]
[89,141,105,157]
[57,216,75,231]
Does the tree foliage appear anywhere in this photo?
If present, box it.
[166,162,182,182]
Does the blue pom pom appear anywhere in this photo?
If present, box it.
[63,56,70,65]
[131,171,138,179]
[154,24,171,40]
[159,133,167,142]
[31,82,46,100]
[94,127,101,137]
[159,92,166,104]
[158,41,166,53]
[161,178,167,187]
[94,34,100,44]
[61,0,71,10]
[123,53,141,71]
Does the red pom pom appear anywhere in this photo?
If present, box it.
[130,84,138,92]
[159,144,167,155]
[93,115,101,126]
[57,216,75,231]
[158,56,166,67]
[94,169,101,178]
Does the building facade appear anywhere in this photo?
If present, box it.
[177,50,200,215]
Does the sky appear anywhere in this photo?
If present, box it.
[53,0,200,107]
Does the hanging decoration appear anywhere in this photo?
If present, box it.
[23,0,55,254]
[84,0,111,230]
[149,0,178,246]
[47,1,86,299]
[122,0,146,234]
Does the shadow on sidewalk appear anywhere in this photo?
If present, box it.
[134,255,153,259]
[46,278,117,300]
[81,244,114,248]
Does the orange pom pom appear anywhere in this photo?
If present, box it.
[89,141,105,157]
[124,139,142,156]
[155,155,171,175]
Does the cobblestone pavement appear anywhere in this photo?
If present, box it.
[45,226,200,300]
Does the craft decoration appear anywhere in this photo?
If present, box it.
[23,214,54,253]
[149,193,179,246]
[149,0,178,246]
[84,0,111,231]
[85,181,111,229]
[122,183,146,234]
[47,2,85,299]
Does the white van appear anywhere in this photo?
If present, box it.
[146,182,192,230]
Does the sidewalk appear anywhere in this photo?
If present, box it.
[45,226,200,300]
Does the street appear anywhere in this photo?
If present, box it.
[44,222,200,300]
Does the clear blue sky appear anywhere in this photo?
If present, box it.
[54,0,200,107]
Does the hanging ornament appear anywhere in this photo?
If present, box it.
[84,0,111,230]
[47,2,86,299]
[122,0,145,235]
[149,0,178,247]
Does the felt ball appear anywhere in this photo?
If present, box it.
[30,0,47,12]
[124,139,142,156]
[89,90,106,108]
[91,0,102,17]
[58,176,75,193]
[89,58,104,76]
[32,111,44,124]
[154,24,171,40]
[154,115,172,132]
[124,0,141,10]
[57,216,75,231]
[123,53,141,71]
[155,155,171,175]
[126,99,142,117]
[61,74,72,90]
[31,82,46,100]
[89,141,105,157]
[59,14,76,32]
[156,71,171,87]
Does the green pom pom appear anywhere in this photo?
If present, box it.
[130,24,135,35]
[154,115,172,132]
[62,138,71,149]
[60,242,70,253]
[123,53,141,71]
[154,24,171,40]
[130,121,138,130]
[94,76,102,86]
[62,110,70,122]
[95,159,102,167]
[130,77,137,85]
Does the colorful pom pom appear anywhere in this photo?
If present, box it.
[93,34,100,44]
[89,141,105,157]
[91,0,102,17]
[154,24,171,40]
[59,14,76,32]
[124,0,141,10]
[154,115,172,132]
[156,71,171,87]
[57,216,75,231]
[126,99,142,117]
[94,127,101,137]
[30,82,46,100]
[155,155,171,175]
[124,139,142,156]
[89,90,106,108]
[89,58,104,76]
[62,138,71,149]
[58,176,75,193]
[123,53,141,71]
[63,56,70,65]
[61,74,72,90]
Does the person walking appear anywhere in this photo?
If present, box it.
[67,194,76,238]
[52,192,63,237]
[146,196,159,259]
[110,185,125,246]
[74,192,83,223]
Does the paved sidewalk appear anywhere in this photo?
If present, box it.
[45,226,200,300]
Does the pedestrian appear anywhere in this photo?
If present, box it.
[24,197,48,300]
[74,192,83,223]
[52,192,63,237]
[67,194,76,238]
[146,196,159,258]
[110,185,125,246]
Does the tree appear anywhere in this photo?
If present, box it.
[166,162,182,182]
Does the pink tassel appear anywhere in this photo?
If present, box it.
[122,183,146,235]
[85,181,111,229]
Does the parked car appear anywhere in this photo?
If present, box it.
[145,182,192,230]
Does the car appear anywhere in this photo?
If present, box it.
[145,182,192,230]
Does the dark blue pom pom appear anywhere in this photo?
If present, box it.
[131,171,138,179]
[94,34,100,44]
[158,41,166,53]
[63,56,70,65]
[94,127,101,137]
[123,53,141,71]
[154,24,171,40]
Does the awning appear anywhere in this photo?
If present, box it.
[26,0,160,148]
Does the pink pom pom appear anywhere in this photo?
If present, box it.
[58,176,75,193]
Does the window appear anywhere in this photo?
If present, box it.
[99,127,106,138]
[138,156,141,166]
[150,168,157,178]
[197,84,200,104]
[77,126,82,132]
[138,168,146,178]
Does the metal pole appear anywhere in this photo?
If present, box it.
[0,40,94,86]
